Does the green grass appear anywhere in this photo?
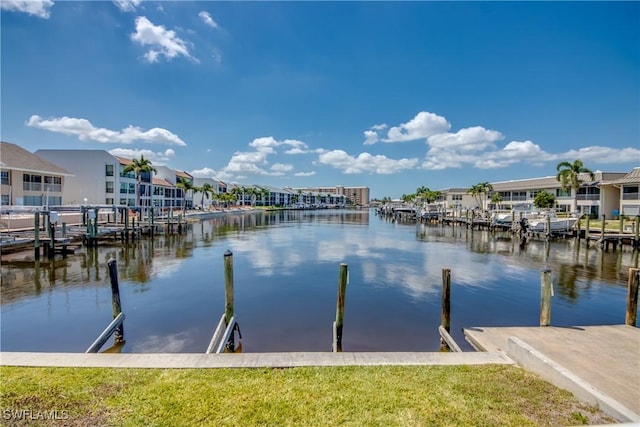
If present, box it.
[0,365,613,426]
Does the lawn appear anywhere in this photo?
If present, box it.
[0,364,613,426]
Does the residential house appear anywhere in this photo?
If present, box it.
[1,141,71,207]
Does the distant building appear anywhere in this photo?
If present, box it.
[293,185,370,206]
[1,141,72,207]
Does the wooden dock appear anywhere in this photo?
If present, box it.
[464,325,640,421]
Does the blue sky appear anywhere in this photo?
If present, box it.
[1,1,639,199]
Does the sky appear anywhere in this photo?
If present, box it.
[1,1,639,199]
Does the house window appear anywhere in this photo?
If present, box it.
[44,176,62,192]
[1,171,9,185]
[105,198,114,205]
[556,188,571,197]
[22,174,42,191]
[1,194,9,205]
[452,195,463,201]
[106,181,114,193]
[106,164,114,177]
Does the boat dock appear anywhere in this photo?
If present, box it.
[463,324,640,422]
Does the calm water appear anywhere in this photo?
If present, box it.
[1,209,637,353]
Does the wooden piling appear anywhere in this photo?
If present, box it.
[333,263,348,352]
[635,216,640,248]
[576,216,581,239]
[626,268,639,327]
[224,250,235,351]
[48,217,55,258]
[619,215,624,235]
[107,258,124,343]
[441,268,451,333]
[601,215,606,247]
[545,215,551,237]
[585,215,590,245]
[34,213,40,260]
[540,268,552,326]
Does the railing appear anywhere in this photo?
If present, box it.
[622,193,640,200]
[577,194,600,201]
[22,183,42,191]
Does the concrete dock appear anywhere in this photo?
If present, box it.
[464,324,640,422]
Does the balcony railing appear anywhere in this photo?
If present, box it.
[576,194,600,201]
[22,182,42,191]
[622,192,640,200]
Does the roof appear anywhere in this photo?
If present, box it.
[175,170,192,179]
[152,177,173,187]
[610,167,640,185]
[0,141,72,176]
[114,156,133,166]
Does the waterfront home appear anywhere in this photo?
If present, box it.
[1,141,71,208]
[611,167,640,217]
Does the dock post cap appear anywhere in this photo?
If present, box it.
[224,249,233,257]
[107,258,116,266]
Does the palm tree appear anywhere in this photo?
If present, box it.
[468,182,493,210]
[258,187,270,206]
[200,182,213,209]
[490,192,503,209]
[122,155,157,218]
[556,160,594,213]
[176,177,194,215]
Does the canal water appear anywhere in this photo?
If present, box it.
[1,209,637,353]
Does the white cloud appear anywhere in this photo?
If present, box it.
[294,171,316,177]
[371,123,387,131]
[108,148,175,165]
[27,115,187,146]
[1,0,53,18]
[427,126,503,152]
[556,146,640,164]
[249,137,307,153]
[130,16,197,63]
[363,130,379,145]
[198,11,218,29]
[384,111,451,143]
[284,147,308,155]
[271,163,293,172]
[318,150,419,174]
[113,0,141,12]
[189,167,233,181]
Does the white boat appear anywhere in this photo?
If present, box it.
[491,203,539,225]
[524,216,579,233]
[420,204,440,219]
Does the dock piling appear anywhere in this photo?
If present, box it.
[107,259,124,343]
[34,213,40,260]
[224,249,235,351]
[540,268,552,326]
[626,268,639,327]
[333,263,348,352]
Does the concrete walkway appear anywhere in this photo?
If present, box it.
[0,351,512,369]
[464,324,640,422]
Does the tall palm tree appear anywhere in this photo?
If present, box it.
[199,182,213,209]
[176,177,194,215]
[258,187,270,206]
[467,182,493,210]
[122,155,157,217]
[556,160,594,213]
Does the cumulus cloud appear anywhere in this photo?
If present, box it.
[249,137,307,153]
[270,163,294,172]
[1,0,54,18]
[189,167,233,181]
[113,0,141,12]
[130,16,197,63]
[363,130,379,145]
[108,148,175,165]
[198,11,218,28]
[427,126,503,152]
[384,111,451,143]
[318,150,419,174]
[555,146,640,164]
[27,115,187,146]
